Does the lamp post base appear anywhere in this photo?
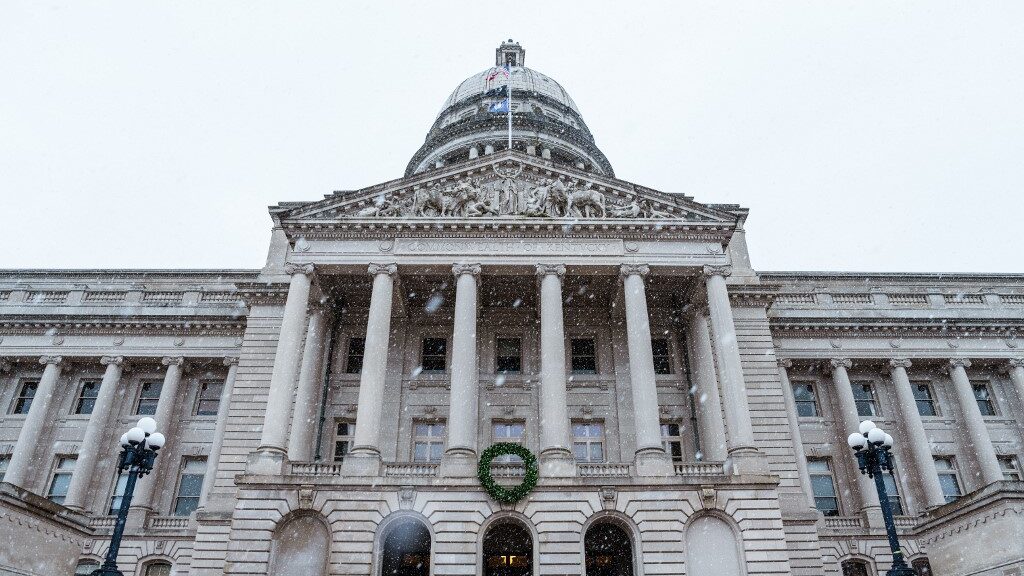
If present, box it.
[90,568,124,576]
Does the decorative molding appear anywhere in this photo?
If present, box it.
[535,264,566,278]
[283,262,315,276]
[367,263,398,277]
[100,356,124,367]
[889,358,913,370]
[776,358,793,370]
[829,358,853,371]
[619,263,650,278]
[702,264,732,278]
[948,358,972,369]
[39,355,63,366]
[1008,358,1024,369]
[223,356,240,367]
[451,263,482,278]
[162,356,185,367]
[0,359,11,373]
[398,486,416,511]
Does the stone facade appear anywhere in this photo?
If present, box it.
[1,42,1023,576]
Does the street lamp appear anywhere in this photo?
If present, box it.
[91,417,165,576]
[847,420,915,576]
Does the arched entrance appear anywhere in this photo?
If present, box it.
[268,514,330,576]
[483,519,534,576]
[684,515,744,576]
[381,519,431,576]
[584,522,635,576]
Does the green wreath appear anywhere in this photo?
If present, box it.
[478,443,539,504]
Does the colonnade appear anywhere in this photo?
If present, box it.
[256,262,766,478]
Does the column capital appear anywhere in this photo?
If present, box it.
[39,355,63,366]
[535,264,566,278]
[702,264,733,278]
[889,358,912,369]
[283,262,315,276]
[452,263,482,277]
[1006,358,1024,369]
[367,263,398,277]
[619,263,650,278]
[223,356,240,367]
[948,358,972,369]
[161,356,185,367]
[776,358,793,369]
[100,356,125,367]
[0,359,11,373]
[829,358,852,371]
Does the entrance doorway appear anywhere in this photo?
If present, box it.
[483,519,534,576]
[584,522,635,576]
[380,520,431,576]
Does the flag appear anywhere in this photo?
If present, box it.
[485,64,511,82]
[488,98,509,113]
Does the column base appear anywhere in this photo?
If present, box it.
[125,504,152,531]
[634,449,675,477]
[861,504,885,530]
[726,447,771,476]
[341,450,382,477]
[439,449,478,477]
[539,448,577,478]
[246,448,288,476]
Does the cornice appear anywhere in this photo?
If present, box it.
[278,223,735,244]
[727,283,780,307]
[771,318,1024,337]
[0,318,245,334]
[235,281,289,306]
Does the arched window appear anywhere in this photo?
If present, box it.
[584,521,634,576]
[269,514,330,576]
[482,519,533,576]
[141,561,172,576]
[381,519,431,576]
[685,515,744,576]
[912,558,933,575]
[841,559,872,576]
[74,560,100,575]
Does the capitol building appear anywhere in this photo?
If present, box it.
[2,41,1024,576]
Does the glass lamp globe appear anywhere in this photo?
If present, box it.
[883,433,894,448]
[146,432,166,450]
[858,420,877,435]
[120,433,130,447]
[137,417,158,435]
[847,432,867,450]
[126,427,146,444]
[867,427,886,445]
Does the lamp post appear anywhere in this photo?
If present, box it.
[91,417,165,576]
[847,420,916,576]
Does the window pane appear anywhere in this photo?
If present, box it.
[589,444,603,462]
[422,338,447,372]
[651,338,672,374]
[570,338,597,374]
[414,443,428,461]
[196,382,223,416]
[137,382,162,415]
[109,473,129,515]
[75,381,100,415]
[75,562,101,575]
[999,456,1022,481]
[173,459,206,516]
[346,337,365,374]
[145,564,172,576]
[913,384,936,417]
[882,474,903,515]
[496,338,522,374]
[792,383,818,417]
[852,383,877,417]
[972,384,995,416]
[13,382,38,414]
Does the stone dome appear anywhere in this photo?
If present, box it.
[405,40,613,178]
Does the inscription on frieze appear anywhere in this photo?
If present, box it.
[395,238,624,256]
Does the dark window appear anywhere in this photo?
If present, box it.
[47,457,76,505]
[585,522,635,576]
[75,561,101,575]
[333,421,355,462]
[972,382,995,416]
[572,422,605,462]
[792,382,818,417]
[651,338,672,374]
[571,338,597,374]
[136,381,162,415]
[382,520,431,576]
[483,521,532,576]
[852,382,878,417]
[413,421,446,462]
[195,382,223,416]
[0,454,10,482]
[12,381,38,414]
[421,338,447,372]
[173,458,206,516]
[841,560,870,576]
[934,457,962,503]
[912,557,933,575]
[882,474,903,515]
[912,383,937,416]
[345,337,365,374]
[74,381,101,415]
[999,456,1022,481]
[808,459,839,516]
[143,562,172,576]
[496,338,522,374]
[108,472,128,515]
[661,423,684,463]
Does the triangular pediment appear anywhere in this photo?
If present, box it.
[275,151,740,226]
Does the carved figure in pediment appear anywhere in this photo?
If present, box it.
[498,177,524,215]
[638,198,673,218]
[566,182,606,218]
[356,195,402,217]
[546,179,570,217]
[448,179,483,217]
[607,197,640,218]
[523,179,550,217]
[412,182,448,217]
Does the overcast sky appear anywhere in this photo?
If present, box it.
[2,1,1022,273]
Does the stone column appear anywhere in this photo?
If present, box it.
[6,356,63,489]
[131,356,185,512]
[64,356,125,511]
[888,359,946,509]
[252,262,313,473]
[287,307,330,462]
[344,263,397,476]
[829,359,881,518]
[536,264,575,477]
[948,358,1003,485]
[777,359,816,510]
[620,264,673,476]
[1007,359,1024,427]
[441,263,482,477]
[199,357,238,510]
[703,265,765,474]
[687,311,727,462]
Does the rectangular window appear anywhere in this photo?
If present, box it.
[791,382,819,417]
[912,382,937,417]
[136,381,162,415]
[807,459,840,516]
[75,381,101,415]
[195,382,223,416]
[0,454,9,482]
[492,421,525,463]
[971,382,996,416]
[172,458,207,516]
[495,338,522,374]
[882,473,904,515]
[345,337,365,374]
[651,338,672,375]
[412,421,446,462]
[108,471,129,515]
[333,421,356,462]
[660,423,684,463]
[999,456,1022,481]
[570,338,597,374]
[421,338,447,373]
[934,457,962,503]
[47,457,77,505]
[572,422,605,462]
[852,382,878,417]
[12,381,39,414]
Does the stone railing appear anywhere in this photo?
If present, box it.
[149,516,191,530]
[489,463,526,478]
[289,462,344,476]
[382,463,440,478]
[90,517,116,529]
[894,516,917,528]
[824,516,863,529]
[578,463,632,477]
[674,462,726,476]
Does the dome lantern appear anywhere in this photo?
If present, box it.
[496,39,525,67]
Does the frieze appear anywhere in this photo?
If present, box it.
[396,238,623,256]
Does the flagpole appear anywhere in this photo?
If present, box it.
[506,64,513,151]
